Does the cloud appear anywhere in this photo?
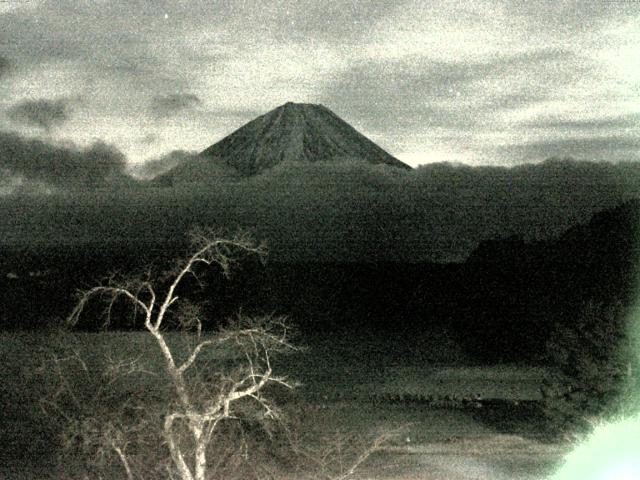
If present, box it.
[184,158,640,261]
[7,98,72,131]
[0,131,128,188]
[139,133,159,145]
[231,0,397,46]
[128,150,196,179]
[149,93,202,119]
[0,173,56,196]
[321,57,482,128]
[520,113,640,132]
[320,44,635,165]
[495,136,640,164]
[0,55,10,77]
[322,48,589,131]
[2,153,639,259]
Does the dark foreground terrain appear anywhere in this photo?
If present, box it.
[1,201,637,478]
[0,330,570,480]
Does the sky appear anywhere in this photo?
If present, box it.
[0,0,638,171]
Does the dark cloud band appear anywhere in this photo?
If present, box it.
[0,131,128,187]
[7,98,72,131]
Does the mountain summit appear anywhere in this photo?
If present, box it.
[161,102,410,180]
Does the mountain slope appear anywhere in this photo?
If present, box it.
[160,102,410,181]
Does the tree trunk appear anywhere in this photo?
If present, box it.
[165,414,195,480]
[194,430,208,480]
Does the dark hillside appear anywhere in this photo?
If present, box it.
[459,200,640,362]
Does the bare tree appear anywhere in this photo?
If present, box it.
[56,229,295,480]
[40,228,393,480]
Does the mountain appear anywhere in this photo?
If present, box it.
[159,102,411,181]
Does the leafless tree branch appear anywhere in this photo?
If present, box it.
[46,228,384,480]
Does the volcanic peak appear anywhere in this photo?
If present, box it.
[163,102,411,180]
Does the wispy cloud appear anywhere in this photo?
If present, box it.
[128,150,196,179]
[7,98,72,132]
[149,93,202,119]
[520,113,640,132]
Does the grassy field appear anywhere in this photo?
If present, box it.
[0,330,571,479]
